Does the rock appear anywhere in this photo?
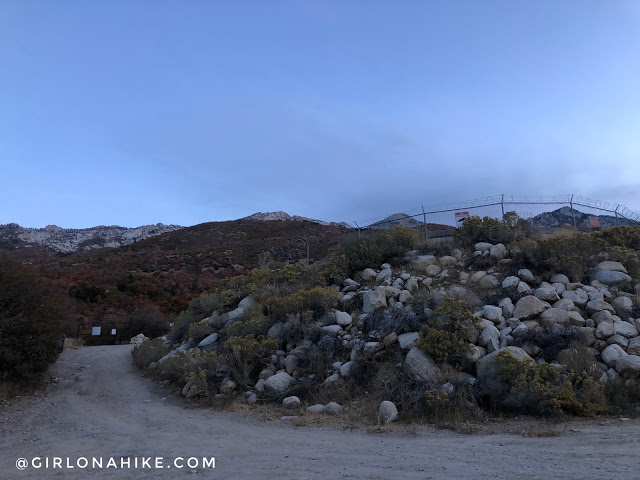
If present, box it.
[398,332,420,351]
[478,275,500,289]
[615,356,640,377]
[130,333,148,345]
[219,378,237,395]
[378,401,399,423]
[426,264,442,276]
[306,404,326,414]
[414,255,437,266]
[534,287,560,302]
[539,308,571,326]
[405,277,419,292]
[323,373,340,385]
[376,268,392,283]
[612,296,634,319]
[478,325,500,353]
[238,296,256,311]
[513,295,547,320]
[324,402,343,415]
[562,289,589,308]
[197,333,219,347]
[475,242,493,252]
[517,281,532,294]
[475,347,532,386]
[596,322,616,340]
[593,271,632,286]
[483,305,503,323]
[627,337,640,356]
[335,310,353,327]
[490,243,508,260]
[502,276,520,290]
[227,307,245,321]
[553,299,576,311]
[264,372,295,393]
[255,379,266,393]
[245,392,257,405]
[339,361,354,377]
[364,342,383,359]
[404,347,442,383]
[518,269,536,283]
[470,271,487,283]
[398,290,412,303]
[363,288,387,314]
[552,283,567,295]
[321,325,342,337]
[615,320,638,338]
[362,268,378,281]
[607,334,629,349]
[586,300,615,315]
[439,256,458,267]
[512,323,528,338]
[550,274,570,285]
[383,332,398,347]
[282,396,301,409]
[463,344,487,365]
[601,344,628,367]
[596,261,628,273]
[568,311,586,327]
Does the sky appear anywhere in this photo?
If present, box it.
[1,1,640,228]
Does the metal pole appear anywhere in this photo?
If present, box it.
[569,194,577,230]
[501,194,505,222]
[421,206,427,240]
[354,222,360,239]
[614,205,620,226]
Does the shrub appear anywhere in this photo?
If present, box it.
[454,215,526,247]
[187,320,213,342]
[131,337,171,370]
[493,350,605,416]
[417,298,479,367]
[166,310,198,343]
[222,334,278,388]
[0,256,67,384]
[129,306,170,338]
[263,287,339,320]
[227,306,270,337]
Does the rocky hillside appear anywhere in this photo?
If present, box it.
[369,213,422,229]
[242,211,351,228]
[0,222,183,253]
[531,207,639,229]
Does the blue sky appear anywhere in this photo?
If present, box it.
[1,1,639,228]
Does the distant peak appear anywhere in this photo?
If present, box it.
[243,211,293,221]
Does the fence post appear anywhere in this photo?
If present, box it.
[421,206,428,240]
[354,222,360,239]
[614,205,620,226]
[569,194,577,230]
[501,194,505,222]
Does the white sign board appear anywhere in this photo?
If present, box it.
[455,211,470,227]
[111,329,117,335]
[91,326,101,336]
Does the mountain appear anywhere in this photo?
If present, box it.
[0,223,183,254]
[242,211,352,228]
[368,213,422,229]
[530,207,639,229]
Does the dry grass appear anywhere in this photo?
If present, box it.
[520,427,564,438]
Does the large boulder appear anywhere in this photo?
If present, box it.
[490,244,508,261]
[376,268,392,283]
[238,296,257,311]
[592,271,632,286]
[264,372,295,394]
[483,305,503,322]
[475,347,532,387]
[615,356,640,377]
[197,333,219,347]
[612,296,634,319]
[335,310,353,327]
[539,308,570,326]
[361,268,378,281]
[513,295,547,320]
[478,275,500,289]
[413,255,437,266]
[478,325,500,353]
[596,261,627,273]
[517,269,536,283]
[363,288,387,313]
[601,344,628,367]
[404,348,442,383]
[550,274,570,285]
[627,337,640,356]
[534,287,560,302]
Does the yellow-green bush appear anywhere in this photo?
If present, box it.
[222,334,278,387]
[226,306,270,337]
[131,338,171,370]
[494,350,605,416]
[263,287,339,319]
[454,214,527,247]
[187,319,213,341]
[418,298,479,367]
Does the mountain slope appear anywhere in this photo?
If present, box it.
[531,207,639,229]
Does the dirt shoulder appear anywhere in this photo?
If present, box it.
[1,345,639,479]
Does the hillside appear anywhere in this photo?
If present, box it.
[531,206,639,229]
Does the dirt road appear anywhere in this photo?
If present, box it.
[1,345,639,479]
